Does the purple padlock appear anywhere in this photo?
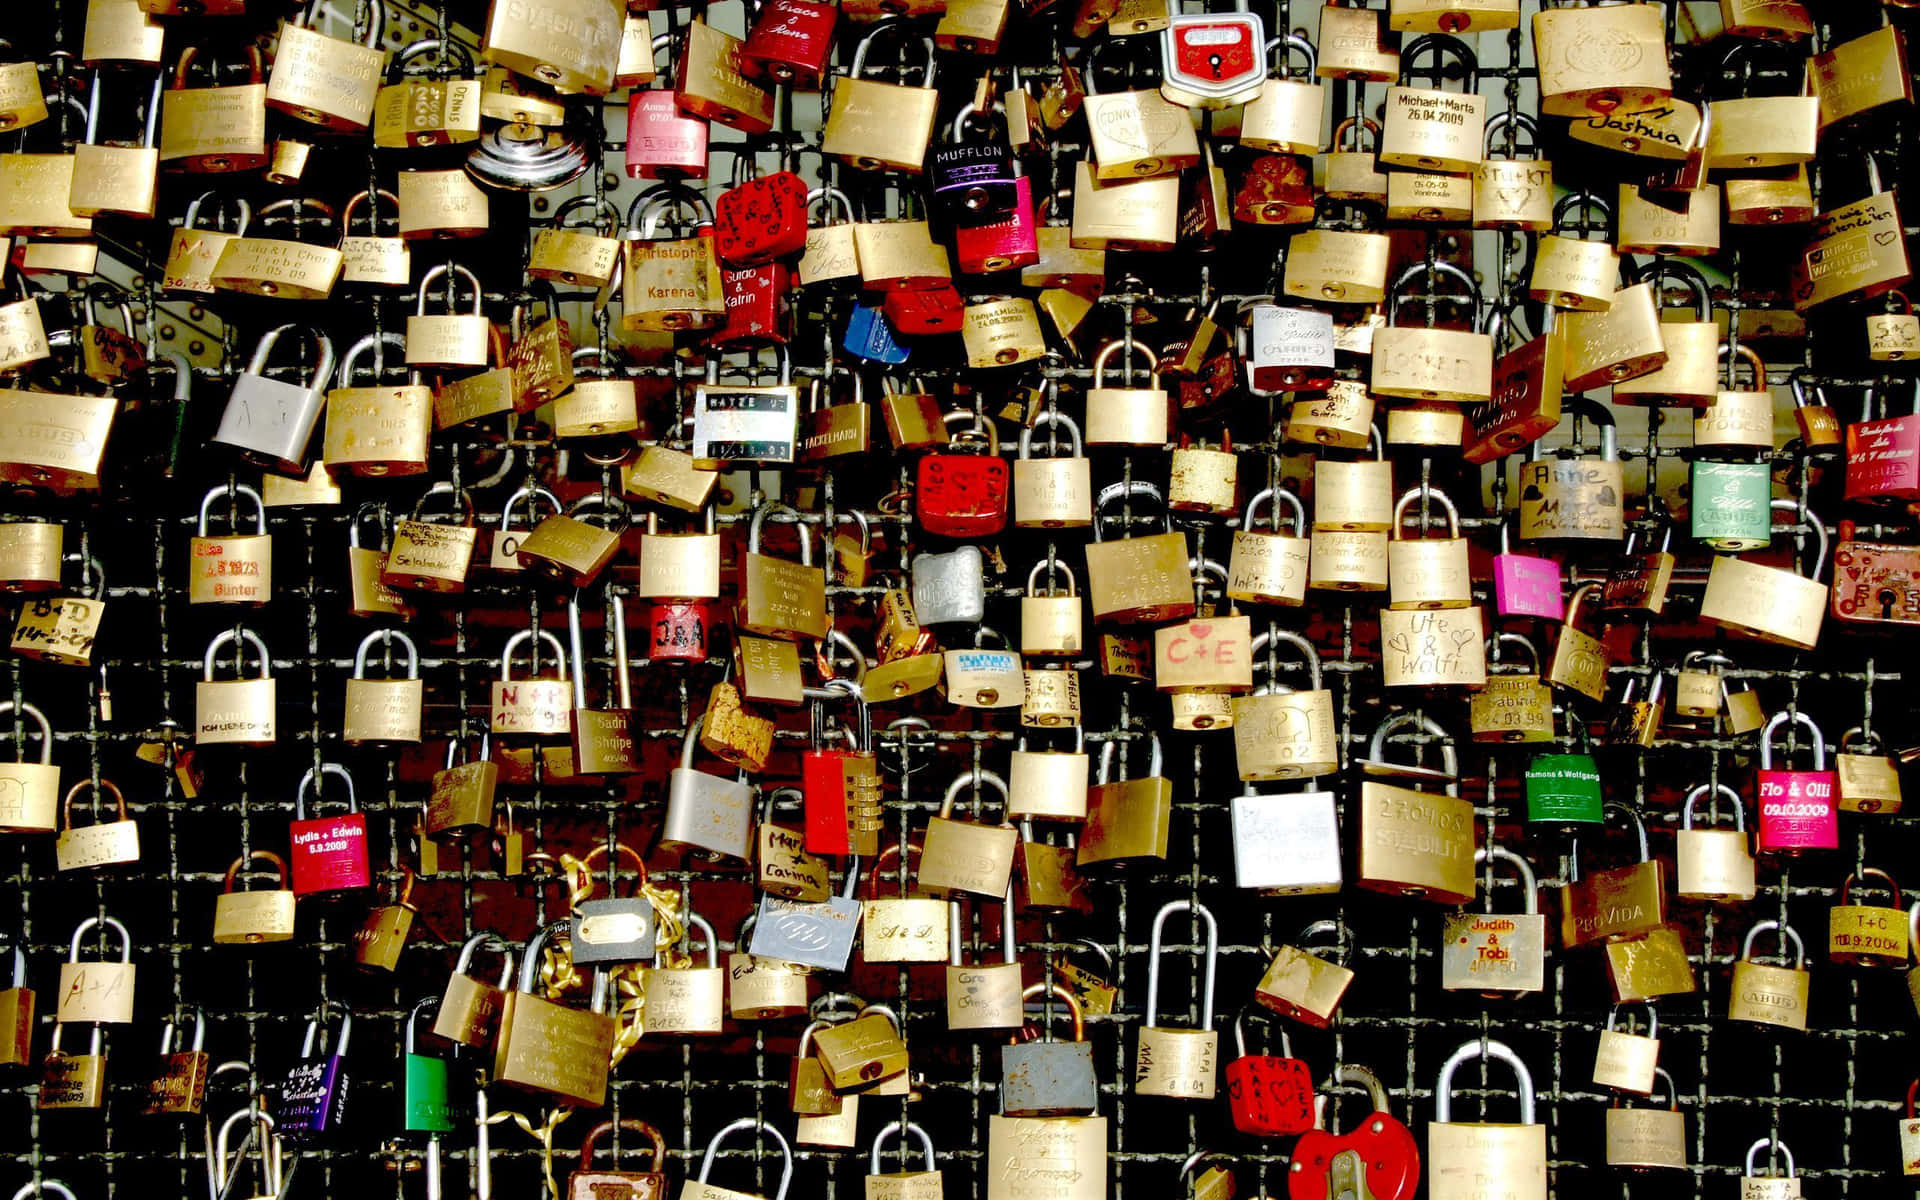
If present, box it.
[280,1007,352,1141]
[1492,520,1563,619]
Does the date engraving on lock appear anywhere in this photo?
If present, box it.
[692,389,797,462]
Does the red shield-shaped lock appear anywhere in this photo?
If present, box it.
[626,90,710,180]
[711,264,791,346]
[288,765,373,897]
[955,176,1041,275]
[1755,710,1838,854]
[916,443,1010,538]
[1843,414,1920,503]
[740,0,838,88]
[1224,1045,1315,1136]
[715,169,810,266]
[1287,1066,1421,1200]
[883,286,966,336]
[648,602,710,663]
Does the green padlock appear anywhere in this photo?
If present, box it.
[1687,459,1772,551]
[1526,733,1604,829]
[403,998,455,1134]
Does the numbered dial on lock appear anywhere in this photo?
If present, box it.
[1161,11,1267,108]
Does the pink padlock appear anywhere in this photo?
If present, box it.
[1843,406,1920,503]
[1492,519,1563,619]
[1754,710,1838,855]
[627,42,710,180]
[288,764,373,897]
[954,175,1039,275]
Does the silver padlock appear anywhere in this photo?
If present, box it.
[911,545,987,625]
[212,324,338,476]
[1231,776,1341,895]
[751,856,865,972]
[660,715,754,862]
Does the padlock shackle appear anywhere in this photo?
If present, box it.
[1680,783,1745,832]
[1249,628,1323,693]
[1473,846,1538,915]
[1094,733,1163,784]
[939,767,1009,819]
[864,839,927,900]
[222,851,289,893]
[197,483,268,537]
[580,1118,667,1174]
[1363,712,1458,791]
[518,919,573,993]
[499,627,568,684]
[1019,982,1085,1046]
[1024,559,1078,599]
[62,778,127,829]
[1766,498,1829,583]
[9,1183,78,1200]
[1482,108,1539,158]
[1018,410,1085,460]
[295,763,357,820]
[1230,1002,1288,1060]
[406,995,438,1054]
[1740,919,1805,968]
[1092,339,1159,388]
[336,330,411,387]
[1243,486,1305,538]
[1145,898,1218,1029]
[698,1117,794,1200]
[498,483,562,529]
[159,1003,207,1055]
[1434,1037,1534,1124]
[1390,486,1460,539]
[1759,709,1827,770]
[353,628,420,680]
[1487,632,1541,675]
[68,914,132,963]
[1744,1137,1797,1180]
[1605,1000,1657,1039]
[0,700,53,765]
[868,1119,936,1175]
[1840,868,1902,910]
[452,931,517,989]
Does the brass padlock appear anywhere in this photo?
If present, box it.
[1082,42,1202,179]
[821,26,940,173]
[1021,561,1085,656]
[1559,804,1665,949]
[1079,735,1173,868]
[1227,487,1310,607]
[480,0,622,95]
[1616,180,1721,257]
[1356,713,1474,902]
[1695,343,1775,451]
[397,167,490,240]
[1533,1,1671,116]
[1836,727,1903,814]
[1253,920,1354,1027]
[1470,634,1555,743]
[489,628,571,738]
[383,482,479,594]
[1560,280,1667,392]
[1812,23,1913,131]
[920,768,1019,899]
[1324,117,1388,203]
[195,626,276,747]
[1472,111,1552,231]
[1530,193,1618,310]
[1231,629,1337,778]
[209,196,345,300]
[69,68,163,219]
[1829,868,1910,968]
[1378,34,1485,173]
[1240,35,1324,155]
[343,629,424,746]
[1442,845,1545,996]
[1134,900,1220,1100]
[1728,921,1810,1032]
[324,331,432,477]
[1699,500,1828,651]
[1613,262,1721,407]
[1371,261,1493,404]
[1083,481,1195,624]
[1084,340,1170,446]
[1867,291,1920,362]
[1790,158,1911,312]
[1428,1040,1548,1200]
[407,262,491,369]
[1676,783,1757,901]
[516,494,630,588]
[1070,158,1180,251]
[1386,487,1471,610]
[1591,1004,1660,1095]
[265,0,385,131]
[373,41,484,148]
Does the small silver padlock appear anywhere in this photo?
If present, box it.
[211,324,338,476]
[911,546,987,626]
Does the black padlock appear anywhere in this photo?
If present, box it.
[927,106,1019,228]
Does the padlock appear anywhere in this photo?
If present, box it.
[811,1006,910,1091]
[479,0,619,94]
[1835,726,1903,814]
[1377,593,1487,686]
[1356,714,1475,903]
[1253,920,1354,1029]
[960,295,1047,368]
[621,185,726,333]
[738,501,827,640]
[674,18,773,132]
[740,0,836,86]
[212,852,296,944]
[0,56,48,132]
[1616,177,1722,257]
[1845,382,1920,503]
[929,105,1020,226]
[209,196,347,298]
[1526,728,1604,830]
[211,324,336,476]
[1133,899,1220,1099]
[484,629,570,740]
[1379,35,1484,173]
[996,981,1099,1117]
[1787,370,1843,454]
[385,482,478,594]
[39,1023,107,1110]
[406,262,491,369]
[433,933,515,1048]
[195,627,276,747]
[1694,343,1775,451]
[1560,804,1664,948]
[1372,262,1493,404]
[860,842,950,964]
[1288,1063,1420,1200]
[324,333,432,477]
[1602,521,1676,616]
[1222,1007,1313,1136]
[1225,488,1309,608]
[156,45,270,174]
[275,1007,354,1145]
[822,26,939,173]
[714,159,810,269]
[398,997,452,1134]
[920,768,1018,899]
[1791,158,1911,313]
[1728,922,1811,1032]
[1323,116,1388,204]
[1829,868,1910,968]
[661,715,754,862]
[1546,583,1612,702]
[1701,501,1829,650]
[1613,261,1721,407]
[1245,303,1334,392]
[1605,1068,1687,1172]
[1754,710,1838,855]
[1533,0,1670,116]
[54,779,139,873]
[752,854,866,973]
[626,35,709,180]
[1471,111,1552,231]
[728,912,809,1021]
[946,893,1024,1031]
[1019,561,1085,659]
[143,1007,210,1117]
[372,40,482,148]
[912,545,987,629]
[1690,456,1773,551]
[266,0,384,131]
[1708,80,1819,172]
[917,411,1009,537]
[287,763,371,898]
[1592,1003,1660,1095]
[864,1121,943,1200]
[1487,519,1560,619]
[1008,725,1090,820]
[515,494,630,588]
[184,484,271,608]
[1427,1040,1547,1200]
[1238,35,1322,153]
[527,196,621,291]
[1469,634,1555,743]
[683,1118,794,1200]
[1084,482,1195,624]
[1676,783,1757,901]
[493,922,618,1107]
[351,862,418,972]
[1442,846,1546,996]
[1737,1138,1803,1200]
[1082,42,1202,179]
[1530,193,1618,310]
[1867,290,1920,363]
[1303,498,1389,592]
[1069,157,1180,251]
[640,912,725,1036]
[1085,340,1171,446]
[1386,488,1470,610]
[1231,761,1338,892]
[69,68,162,219]
[1158,0,1265,108]
[1559,280,1667,392]
[0,943,31,1068]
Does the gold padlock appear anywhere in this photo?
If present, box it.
[480,0,622,95]
[338,187,410,287]
[1378,36,1485,174]
[1836,727,1903,814]
[265,0,385,132]
[1470,634,1555,743]
[1472,111,1552,231]
[1356,713,1475,901]
[1530,193,1618,311]
[1560,280,1667,392]
[1387,487,1471,610]
[1371,261,1492,404]
[1613,262,1721,407]
[1533,2,1671,116]
[1616,181,1721,257]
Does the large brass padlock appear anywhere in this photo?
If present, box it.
[1372,261,1492,404]
[1356,714,1475,902]
[1427,1039,1548,1200]
[1379,34,1485,173]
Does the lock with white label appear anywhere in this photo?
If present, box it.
[1160,0,1266,109]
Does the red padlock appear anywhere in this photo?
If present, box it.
[715,165,811,266]
[801,680,863,855]
[626,36,710,180]
[883,285,966,336]
[741,0,839,88]
[1755,710,1838,855]
[955,176,1040,275]
[287,764,373,898]
[712,263,791,346]
[1830,520,1920,626]
[1223,1010,1315,1137]
[647,602,710,663]
[915,411,1010,538]
[1288,1064,1421,1200]
[1843,389,1920,503]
